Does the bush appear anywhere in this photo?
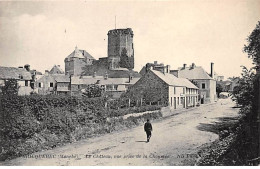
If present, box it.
[0,94,163,161]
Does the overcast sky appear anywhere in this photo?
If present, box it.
[0,0,259,79]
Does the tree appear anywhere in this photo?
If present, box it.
[231,66,255,107]
[244,21,260,69]
[216,83,224,98]
[231,21,260,165]
[82,84,104,98]
[190,80,199,88]
[0,79,19,96]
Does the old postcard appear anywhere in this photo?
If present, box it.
[0,0,260,166]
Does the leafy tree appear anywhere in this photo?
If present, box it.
[82,84,104,98]
[1,79,19,96]
[119,48,134,70]
[216,83,224,98]
[230,21,260,165]
[244,21,260,69]
[231,66,255,107]
[190,80,200,88]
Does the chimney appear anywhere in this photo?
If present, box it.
[211,62,214,79]
[166,65,170,73]
[45,70,49,76]
[191,63,196,69]
[24,64,30,71]
[128,74,133,83]
[183,64,187,69]
[145,63,151,73]
[163,66,166,74]
[58,65,60,67]
[154,61,158,65]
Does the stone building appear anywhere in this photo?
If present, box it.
[64,28,135,77]
[107,28,134,70]
[36,66,70,95]
[64,46,95,76]
[49,65,64,74]
[0,66,33,95]
[129,66,199,108]
[170,63,217,104]
[139,61,170,76]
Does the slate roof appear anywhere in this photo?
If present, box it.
[150,69,198,89]
[82,62,141,78]
[0,66,32,80]
[66,47,95,60]
[71,76,140,85]
[37,74,70,83]
[49,65,64,74]
[177,66,213,80]
[52,74,70,83]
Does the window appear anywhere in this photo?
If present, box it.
[183,88,185,94]
[114,85,118,90]
[25,80,28,86]
[78,85,80,89]
[202,83,206,89]
[174,87,176,94]
[38,83,41,88]
[50,82,54,87]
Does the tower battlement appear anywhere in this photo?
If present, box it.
[107,28,134,36]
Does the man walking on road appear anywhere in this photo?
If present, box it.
[144,119,153,142]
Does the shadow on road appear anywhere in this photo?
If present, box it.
[197,117,239,135]
[135,141,147,143]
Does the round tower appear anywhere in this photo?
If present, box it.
[107,28,134,70]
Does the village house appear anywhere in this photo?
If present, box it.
[130,65,199,109]
[170,63,217,104]
[36,65,70,95]
[71,74,140,98]
[0,66,33,95]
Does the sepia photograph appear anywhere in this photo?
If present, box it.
[0,0,259,166]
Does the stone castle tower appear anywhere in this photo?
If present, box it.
[107,28,134,70]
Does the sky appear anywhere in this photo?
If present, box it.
[0,0,259,79]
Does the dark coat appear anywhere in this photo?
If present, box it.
[144,122,152,132]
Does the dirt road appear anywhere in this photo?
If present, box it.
[1,98,239,166]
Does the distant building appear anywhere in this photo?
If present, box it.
[64,46,96,76]
[65,28,135,77]
[36,69,70,95]
[139,61,170,76]
[170,63,217,104]
[217,77,239,93]
[50,65,64,74]
[130,66,199,108]
[215,75,224,81]
[71,75,139,98]
[0,66,33,95]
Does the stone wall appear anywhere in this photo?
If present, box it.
[129,70,169,104]
[65,58,86,76]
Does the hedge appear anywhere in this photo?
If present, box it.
[0,94,162,161]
